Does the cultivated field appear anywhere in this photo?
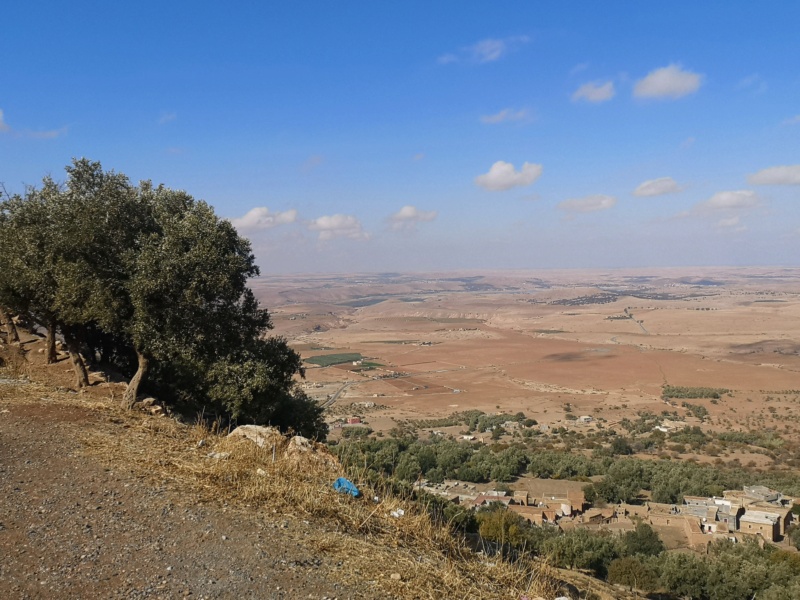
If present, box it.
[252,267,800,450]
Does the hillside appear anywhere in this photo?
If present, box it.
[0,332,636,600]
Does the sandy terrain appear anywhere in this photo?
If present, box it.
[253,268,800,447]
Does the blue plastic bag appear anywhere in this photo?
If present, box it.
[333,477,360,497]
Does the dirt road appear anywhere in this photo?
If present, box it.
[0,382,370,600]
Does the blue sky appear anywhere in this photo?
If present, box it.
[2,1,798,273]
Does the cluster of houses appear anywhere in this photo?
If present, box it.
[419,480,795,549]
[417,480,587,526]
[593,485,795,547]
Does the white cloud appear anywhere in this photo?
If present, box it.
[571,81,615,103]
[715,215,746,232]
[480,108,530,124]
[308,214,370,241]
[231,207,298,231]
[633,177,682,197]
[412,153,425,161]
[698,190,760,211]
[680,136,696,149]
[634,64,703,99]
[158,112,176,125]
[558,194,616,213]
[783,115,800,126]
[748,165,800,185]
[0,109,9,133]
[439,36,529,65]
[475,161,543,191]
[389,205,438,231]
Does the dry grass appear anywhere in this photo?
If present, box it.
[1,341,634,599]
[77,411,562,599]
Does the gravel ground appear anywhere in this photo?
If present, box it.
[0,386,375,600]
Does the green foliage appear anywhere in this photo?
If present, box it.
[411,410,528,433]
[716,431,784,449]
[340,426,373,439]
[304,352,363,367]
[476,505,528,548]
[789,526,800,550]
[0,160,321,437]
[622,523,665,557]
[669,426,709,446]
[607,556,658,592]
[544,528,621,578]
[681,402,710,421]
[610,436,634,456]
[657,551,709,599]
[663,385,729,399]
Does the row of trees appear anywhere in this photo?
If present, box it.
[334,432,800,503]
[0,159,325,437]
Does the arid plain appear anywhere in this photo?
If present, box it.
[252,267,800,452]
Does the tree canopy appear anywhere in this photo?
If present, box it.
[0,159,325,439]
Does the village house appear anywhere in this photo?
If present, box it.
[471,494,513,509]
[509,505,559,526]
[739,511,781,542]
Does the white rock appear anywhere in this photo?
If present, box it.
[227,424,284,449]
[287,435,313,452]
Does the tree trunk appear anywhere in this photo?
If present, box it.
[62,326,89,388]
[45,320,58,364]
[1,307,20,344]
[123,351,149,409]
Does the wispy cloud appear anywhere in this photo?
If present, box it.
[438,36,529,65]
[748,165,800,185]
[308,214,370,241]
[0,108,68,139]
[680,136,696,149]
[558,194,616,214]
[697,190,760,211]
[633,177,682,197]
[231,207,298,232]
[475,161,543,191]
[24,127,68,140]
[782,115,800,126]
[388,205,437,232]
[480,108,530,124]
[634,64,703,99]
[737,73,767,94]
[412,152,425,161]
[158,112,177,125]
[571,81,615,103]
[677,190,761,230]
[569,62,589,76]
